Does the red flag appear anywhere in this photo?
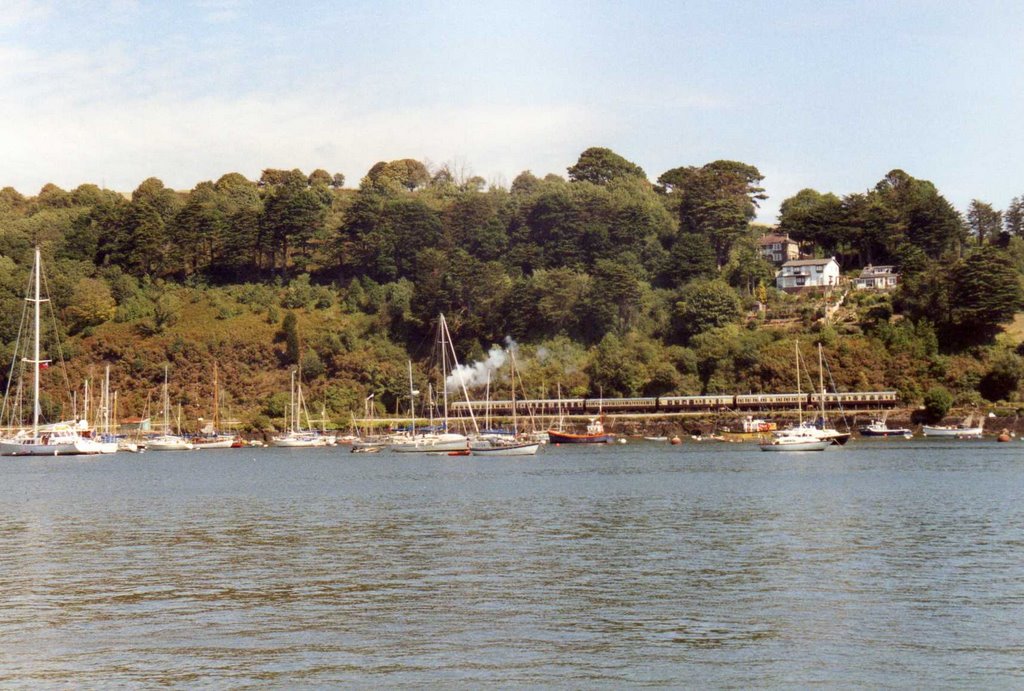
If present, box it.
[39,362,49,370]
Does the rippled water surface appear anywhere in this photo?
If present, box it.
[2,440,1024,687]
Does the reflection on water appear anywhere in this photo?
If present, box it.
[1,441,1024,685]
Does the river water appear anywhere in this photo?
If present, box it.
[1,439,1023,687]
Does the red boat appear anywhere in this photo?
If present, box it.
[546,417,614,444]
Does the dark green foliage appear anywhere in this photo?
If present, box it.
[281,311,300,365]
[1006,196,1024,238]
[947,247,1024,345]
[260,170,331,276]
[671,280,742,344]
[779,170,965,268]
[662,232,717,287]
[658,160,766,267]
[2,150,1021,420]
[967,200,1005,246]
[567,147,647,185]
[923,386,953,422]
[979,351,1024,402]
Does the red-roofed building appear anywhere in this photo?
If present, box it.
[757,233,800,264]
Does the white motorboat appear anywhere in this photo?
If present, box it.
[922,424,983,438]
[859,419,913,437]
[471,441,540,456]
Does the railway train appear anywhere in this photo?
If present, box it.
[449,391,899,416]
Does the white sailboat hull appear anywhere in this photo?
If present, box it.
[191,437,236,449]
[922,426,983,438]
[472,442,540,456]
[269,433,328,447]
[147,435,195,451]
[760,439,831,451]
[0,438,104,456]
[391,433,468,453]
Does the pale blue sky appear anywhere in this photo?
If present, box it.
[1,0,1021,222]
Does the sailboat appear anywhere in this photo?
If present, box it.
[769,343,850,447]
[191,363,236,449]
[90,366,119,453]
[390,315,474,453]
[147,366,194,451]
[761,342,830,452]
[270,369,328,447]
[472,347,539,456]
[0,248,103,456]
[546,388,614,444]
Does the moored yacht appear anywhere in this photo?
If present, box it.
[0,248,103,457]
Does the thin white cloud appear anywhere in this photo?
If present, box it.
[0,92,598,193]
[0,0,52,30]
[191,0,242,24]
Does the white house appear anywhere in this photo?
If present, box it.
[776,257,841,292]
[757,233,800,264]
[854,265,899,290]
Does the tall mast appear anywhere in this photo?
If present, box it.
[511,348,518,436]
[439,314,478,434]
[289,369,297,433]
[484,371,491,432]
[104,365,111,434]
[162,365,170,434]
[818,343,826,423]
[795,341,802,426]
[407,360,416,437]
[213,362,219,431]
[31,248,44,439]
[439,316,449,430]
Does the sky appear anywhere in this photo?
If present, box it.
[1,0,1022,223]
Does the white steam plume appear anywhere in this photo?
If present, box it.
[446,339,517,392]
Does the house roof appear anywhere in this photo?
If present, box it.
[782,257,837,267]
[758,233,795,245]
[859,265,897,277]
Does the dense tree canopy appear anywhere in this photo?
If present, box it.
[1,147,1023,423]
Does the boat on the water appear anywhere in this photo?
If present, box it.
[391,431,469,452]
[147,366,194,451]
[472,441,540,456]
[389,316,474,454]
[547,416,614,444]
[760,432,831,452]
[761,342,831,453]
[270,369,330,448]
[921,423,984,438]
[859,419,912,438]
[772,343,851,446]
[0,248,103,457]
[191,363,237,449]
